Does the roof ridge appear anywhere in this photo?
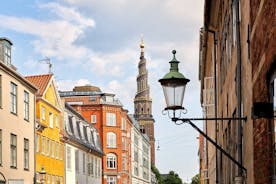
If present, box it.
[25,73,53,78]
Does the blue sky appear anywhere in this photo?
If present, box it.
[0,0,204,181]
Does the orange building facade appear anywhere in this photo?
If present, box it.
[59,85,132,184]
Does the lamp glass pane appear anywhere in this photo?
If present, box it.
[162,84,186,108]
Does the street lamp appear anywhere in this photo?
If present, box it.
[39,167,46,184]
[159,50,247,183]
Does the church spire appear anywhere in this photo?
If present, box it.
[134,38,155,164]
[140,35,145,58]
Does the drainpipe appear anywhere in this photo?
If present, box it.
[235,0,244,183]
[34,95,37,184]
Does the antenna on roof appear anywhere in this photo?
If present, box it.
[38,57,52,74]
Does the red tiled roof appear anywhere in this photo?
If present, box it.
[25,74,53,97]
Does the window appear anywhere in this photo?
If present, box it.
[46,138,50,156]
[59,143,63,160]
[107,153,117,169]
[122,154,127,171]
[66,147,71,170]
[4,43,11,65]
[36,134,40,153]
[24,91,29,121]
[42,136,45,154]
[232,0,237,46]
[0,129,2,165]
[52,175,55,184]
[83,153,86,174]
[106,113,116,126]
[49,112,53,128]
[91,114,96,123]
[122,137,127,150]
[10,134,17,168]
[55,115,59,128]
[98,159,101,177]
[56,142,59,159]
[0,75,2,108]
[51,141,55,158]
[91,156,94,176]
[24,138,29,170]
[75,150,79,173]
[41,106,45,120]
[10,82,17,114]
[47,174,50,184]
[107,132,116,148]
[107,176,117,184]
[134,150,138,162]
[121,117,126,130]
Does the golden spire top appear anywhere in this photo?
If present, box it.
[140,34,145,52]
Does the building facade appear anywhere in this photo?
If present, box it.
[0,38,37,184]
[129,115,151,184]
[62,102,103,184]
[25,74,65,184]
[59,85,132,184]
[134,40,155,165]
[199,0,276,183]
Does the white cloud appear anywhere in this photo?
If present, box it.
[0,3,94,60]
[56,78,91,91]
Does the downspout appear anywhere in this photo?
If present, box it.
[235,0,244,183]
[34,95,36,184]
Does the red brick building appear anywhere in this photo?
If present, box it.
[199,0,275,183]
[60,86,132,184]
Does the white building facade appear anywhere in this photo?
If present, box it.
[129,115,151,184]
[63,103,103,184]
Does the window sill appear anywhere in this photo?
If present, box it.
[24,118,29,122]
[10,166,17,169]
[24,168,29,171]
[10,112,17,116]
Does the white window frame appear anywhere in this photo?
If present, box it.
[10,82,17,114]
[107,153,117,169]
[24,91,29,121]
[121,117,126,130]
[66,146,71,170]
[91,114,96,123]
[106,113,116,126]
[24,138,29,170]
[107,132,116,148]
[41,106,46,120]
[10,133,17,168]
[107,176,117,184]
[55,115,59,128]
[49,112,53,128]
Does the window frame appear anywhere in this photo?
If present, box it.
[66,146,71,170]
[24,91,29,121]
[49,112,53,128]
[91,114,97,124]
[24,138,29,170]
[41,106,46,120]
[106,153,117,169]
[106,113,116,126]
[10,82,17,114]
[10,133,17,168]
[107,132,116,148]
[107,176,117,184]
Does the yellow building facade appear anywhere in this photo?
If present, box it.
[26,74,64,184]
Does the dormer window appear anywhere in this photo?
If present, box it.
[4,44,11,65]
[0,38,13,66]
